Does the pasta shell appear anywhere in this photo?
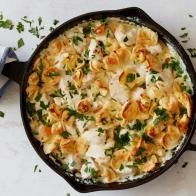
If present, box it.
[76,98,92,113]
[60,139,77,155]
[103,52,120,71]
[72,69,84,88]
[110,149,129,171]
[28,72,39,85]
[100,165,119,183]
[131,45,146,64]
[162,125,181,150]
[138,155,157,172]
[136,27,158,46]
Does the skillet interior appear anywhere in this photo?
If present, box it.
[20,7,196,192]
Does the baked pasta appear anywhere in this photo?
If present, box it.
[26,17,193,183]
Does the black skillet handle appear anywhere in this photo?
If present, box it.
[118,7,160,27]
[186,143,196,151]
[2,61,26,85]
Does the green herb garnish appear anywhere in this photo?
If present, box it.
[81,65,89,75]
[135,147,145,156]
[35,94,42,102]
[126,73,136,83]
[83,23,92,36]
[16,22,24,33]
[48,71,60,77]
[97,127,104,136]
[187,48,196,57]
[104,148,113,156]
[141,133,154,143]
[179,32,188,38]
[17,38,24,48]
[60,130,72,138]
[134,157,147,165]
[123,36,128,42]
[153,108,169,125]
[0,111,5,118]
[72,35,83,46]
[162,57,183,77]
[53,19,59,26]
[127,120,147,131]
[114,126,130,149]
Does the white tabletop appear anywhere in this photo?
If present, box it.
[0,0,196,196]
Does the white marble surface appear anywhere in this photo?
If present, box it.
[0,0,196,195]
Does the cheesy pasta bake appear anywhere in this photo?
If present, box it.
[26,17,193,183]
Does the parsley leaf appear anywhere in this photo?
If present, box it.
[127,120,147,131]
[141,133,154,143]
[126,73,135,83]
[53,19,59,26]
[134,157,147,165]
[123,36,128,42]
[17,38,24,48]
[16,22,24,33]
[0,111,5,118]
[114,126,130,149]
[81,65,89,75]
[60,130,72,138]
[72,35,83,46]
[153,108,169,125]
[135,147,145,156]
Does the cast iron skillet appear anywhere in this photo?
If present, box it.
[2,7,196,193]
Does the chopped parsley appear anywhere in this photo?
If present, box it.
[34,164,38,172]
[40,101,49,110]
[65,70,72,75]
[66,108,89,121]
[188,14,193,18]
[180,106,187,116]
[119,164,124,171]
[67,81,78,96]
[114,126,130,149]
[123,36,128,42]
[60,130,72,138]
[26,101,36,117]
[35,94,42,102]
[38,16,42,26]
[127,120,147,131]
[50,89,64,97]
[83,23,92,36]
[162,57,183,77]
[141,133,154,144]
[29,26,40,38]
[126,73,136,83]
[180,83,192,94]
[17,38,24,48]
[16,22,24,33]
[72,35,83,46]
[84,167,97,178]
[181,27,186,30]
[53,19,59,26]
[48,71,60,77]
[179,32,188,38]
[153,108,169,125]
[187,48,196,58]
[0,111,5,118]
[150,75,163,83]
[61,163,69,170]
[135,147,145,156]
[134,156,147,165]
[104,148,113,156]
[81,65,90,75]
[97,127,104,136]
[0,15,14,30]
